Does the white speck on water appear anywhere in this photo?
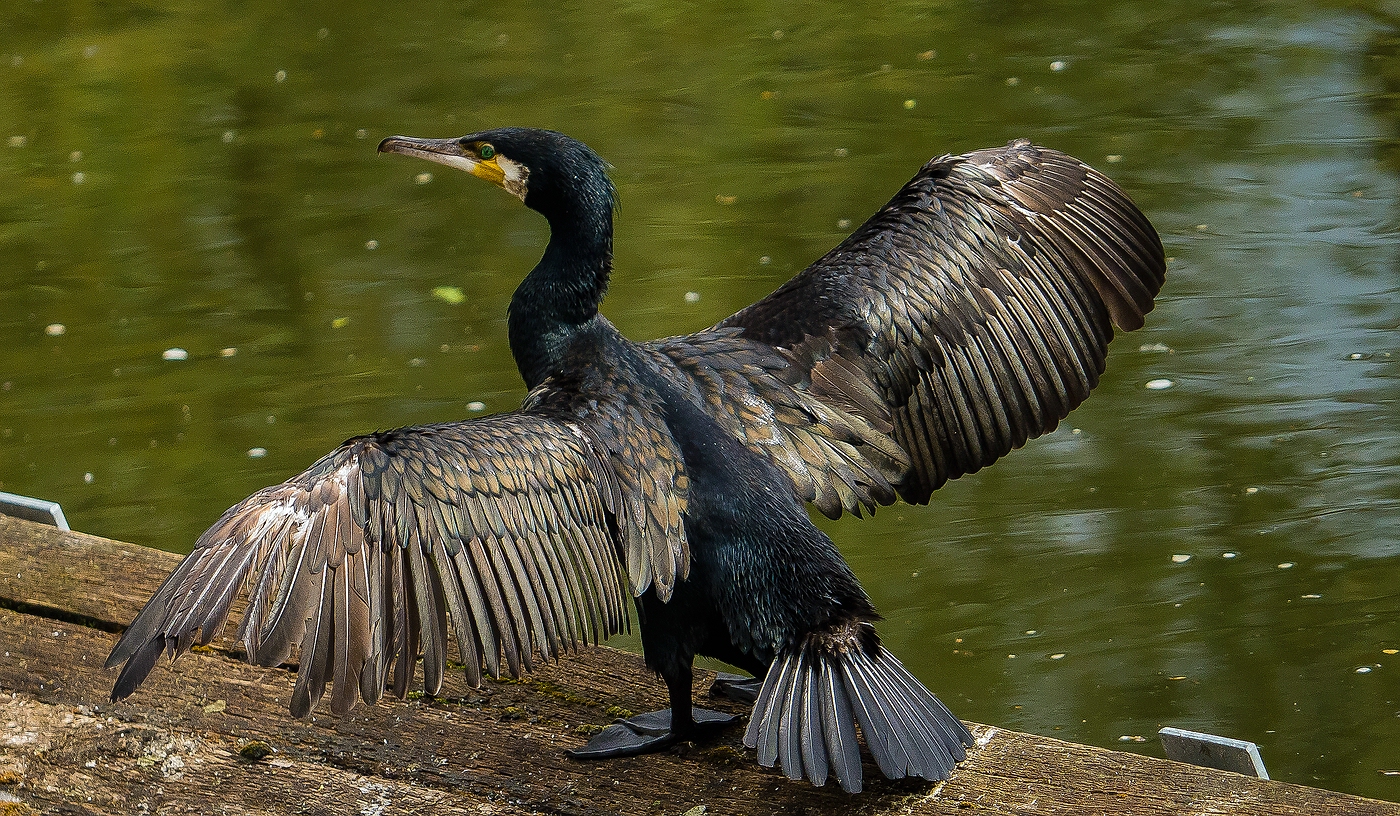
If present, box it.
[247,447,267,458]
[220,347,237,357]
[415,172,432,185]
[1245,486,1259,494]
[1278,562,1295,570]
[266,415,276,424]
[1106,154,1123,163]
[45,323,65,336]
[833,147,848,157]
[1139,342,1171,353]
[1050,60,1067,71]
[1006,77,1020,86]
[1356,666,1373,674]
[1049,653,1066,660]
[1119,735,1146,743]
[71,171,85,184]
[1171,554,1192,564]
[1071,428,1082,435]
[83,45,98,59]
[1222,551,1239,559]
[365,239,379,250]
[84,472,93,484]
[837,218,852,229]
[356,129,368,139]
[162,348,188,361]
[1007,654,1017,659]
[1024,630,1038,636]
[903,99,917,109]
[275,70,287,83]
[409,357,425,367]
[467,401,486,412]
[7,135,26,148]
[684,291,701,303]
[759,256,771,265]
[1302,594,1322,599]
[1145,378,1174,390]
[69,150,82,162]
[317,27,329,39]
[222,130,236,144]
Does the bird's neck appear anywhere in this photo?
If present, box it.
[508,210,613,389]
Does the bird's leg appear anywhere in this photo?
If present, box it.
[566,663,739,760]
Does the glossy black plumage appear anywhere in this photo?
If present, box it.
[106,127,1165,793]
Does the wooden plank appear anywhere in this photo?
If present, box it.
[0,514,1395,815]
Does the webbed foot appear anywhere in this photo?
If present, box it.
[567,708,739,759]
[709,672,763,704]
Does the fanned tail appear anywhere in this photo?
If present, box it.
[743,622,973,793]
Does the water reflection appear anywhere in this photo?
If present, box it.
[1,0,1397,800]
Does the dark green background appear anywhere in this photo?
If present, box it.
[2,0,1398,800]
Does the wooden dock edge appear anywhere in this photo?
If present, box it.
[0,514,1393,815]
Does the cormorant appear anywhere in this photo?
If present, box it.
[106,127,1164,793]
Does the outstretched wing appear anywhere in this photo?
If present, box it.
[701,139,1164,511]
[106,413,628,718]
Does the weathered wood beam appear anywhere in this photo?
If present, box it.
[0,515,1394,815]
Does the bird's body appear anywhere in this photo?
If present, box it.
[106,127,1165,793]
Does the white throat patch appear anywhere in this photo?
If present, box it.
[497,155,529,201]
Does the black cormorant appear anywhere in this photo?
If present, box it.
[106,127,1164,793]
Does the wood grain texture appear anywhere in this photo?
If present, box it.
[1,515,1394,815]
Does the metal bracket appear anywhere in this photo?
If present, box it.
[0,491,70,531]
[1159,726,1269,779]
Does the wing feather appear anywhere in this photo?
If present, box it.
[106,412,629,717]
[696,139,1164,507]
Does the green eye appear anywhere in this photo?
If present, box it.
[479,143,495,160]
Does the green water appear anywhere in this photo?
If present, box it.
[3,0,1398,800]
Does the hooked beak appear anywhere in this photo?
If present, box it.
[377,135,512,192]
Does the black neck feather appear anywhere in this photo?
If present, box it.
[508,199,614,389]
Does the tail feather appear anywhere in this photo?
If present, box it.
[816,654,861,790]
[751,650,796,767]
[838,655,911,778]
[777,648,805,782]
[744,623,973,793]
[798,663,828,786]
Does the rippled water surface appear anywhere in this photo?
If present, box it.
[3,0,1398,800]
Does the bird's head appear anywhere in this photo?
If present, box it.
[377,127,615,226]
